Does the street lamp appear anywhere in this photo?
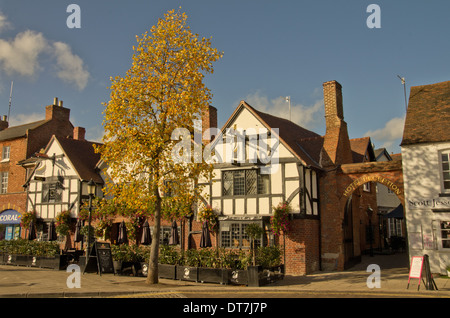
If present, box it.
[85,179,96,267]
[367,206,374,257]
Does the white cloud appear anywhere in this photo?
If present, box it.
[0,12,89,90]
[53,42,89,91]
[0,11,12,33]
[244,91,324,130]
[0,30,48,77]
[364,116,405,150]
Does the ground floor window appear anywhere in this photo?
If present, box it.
[441,221,450,249]
[388,218,402,237]
[0,224,21,240]
[220,220,269,249]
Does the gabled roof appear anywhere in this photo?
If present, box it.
[219,101,324,169]
[55,136,104,184]
[374,148,392,161]
[401,80,450,146]
[350,137,375,163]
[0,119,48,141]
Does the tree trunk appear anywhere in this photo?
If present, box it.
[146,186,162,284]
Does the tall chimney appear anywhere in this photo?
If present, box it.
[323,80,344,132]
[321,80,353,166]
[202,105,218,144]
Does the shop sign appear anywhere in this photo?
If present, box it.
[0,210,22,224]
[343,175,401,197]
[407,198,450,209]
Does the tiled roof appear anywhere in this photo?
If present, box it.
[0,120,48,141]
[56,136,104,184]
[401,80,450,145]
[241,101,324,169]
[350,137,375,163]
[221,101,380,170]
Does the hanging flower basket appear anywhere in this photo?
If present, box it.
[270,201,292,236]
[198,205,219,233]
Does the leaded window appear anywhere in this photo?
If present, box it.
[222,169,269,196]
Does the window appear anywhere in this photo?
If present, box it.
[223,169,269,196]
[42,182,63,203]
[441,151,450,192]
[388,218,402,237]
[220,221,265,249]
[1,146,10,162]
[0,172,8,194]
[441,221,450,249]
[363,182,371,192]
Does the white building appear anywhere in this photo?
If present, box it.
[401,80,450,274]
[23,128,105,241]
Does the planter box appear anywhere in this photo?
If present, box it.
[14,255,32,266]
[3,254,66,269]
[177,265,198,282]
[158,263,177,279]
[230,269,248,285]
[198,268,230,285]
[37,255,67,270]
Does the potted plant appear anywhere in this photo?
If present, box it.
[158,245,180,279]
[35,241,65,270]
[230,250,251,285]
[177,248,199,282]
[197,248,230,284]
[446,265,450,277]
[256,245,284,284]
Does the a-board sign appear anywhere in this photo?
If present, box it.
[409,256,424,279]
[407,255,438,291]
[407,256,424,290]
[83,242,114,275]
[96,242,114,274]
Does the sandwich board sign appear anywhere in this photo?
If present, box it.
[407,255,438,291]
[407,256,424,290]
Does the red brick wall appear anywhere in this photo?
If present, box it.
[283,218,320,275]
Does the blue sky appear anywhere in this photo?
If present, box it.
[0,1,449,155]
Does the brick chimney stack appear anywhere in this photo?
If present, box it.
[73,127,86,141]
[0,115,9,131]
[321,80,353,166]
[45,97,70,122]
[202,105,218,144]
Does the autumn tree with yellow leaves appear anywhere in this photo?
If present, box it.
[97,9,222,284]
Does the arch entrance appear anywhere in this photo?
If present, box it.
[339,160,404,269]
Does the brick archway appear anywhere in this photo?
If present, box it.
[320,160,404,271]
[339,160,404,205]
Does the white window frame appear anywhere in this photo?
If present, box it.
[439,149,450,193]
[440,221,450,250]
[1,146,10,162]
[0,171,8,194]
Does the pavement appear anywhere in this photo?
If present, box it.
[0,252,449,299]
